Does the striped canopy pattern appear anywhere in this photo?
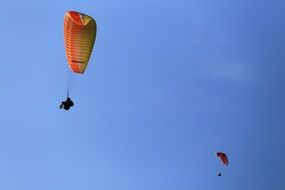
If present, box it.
[64,11,97,74]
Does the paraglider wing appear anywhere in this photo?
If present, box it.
[216,152,228,166]
[64,11,97,74]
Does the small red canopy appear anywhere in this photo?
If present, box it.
[216,152,228,166]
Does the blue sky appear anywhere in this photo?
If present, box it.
[0,0,284,189]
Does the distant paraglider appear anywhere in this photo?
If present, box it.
[59,97,74,110]
[216,152,228,176]
[60,10,97,110]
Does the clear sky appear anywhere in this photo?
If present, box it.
[0,0,284,189]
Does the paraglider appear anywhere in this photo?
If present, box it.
[59,97,74,110]
[64,10,97,74]
[216,152,228,166]
[215,152,228,176]
[60,10,97,110]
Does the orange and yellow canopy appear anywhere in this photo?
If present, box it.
[64,11,97,74]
